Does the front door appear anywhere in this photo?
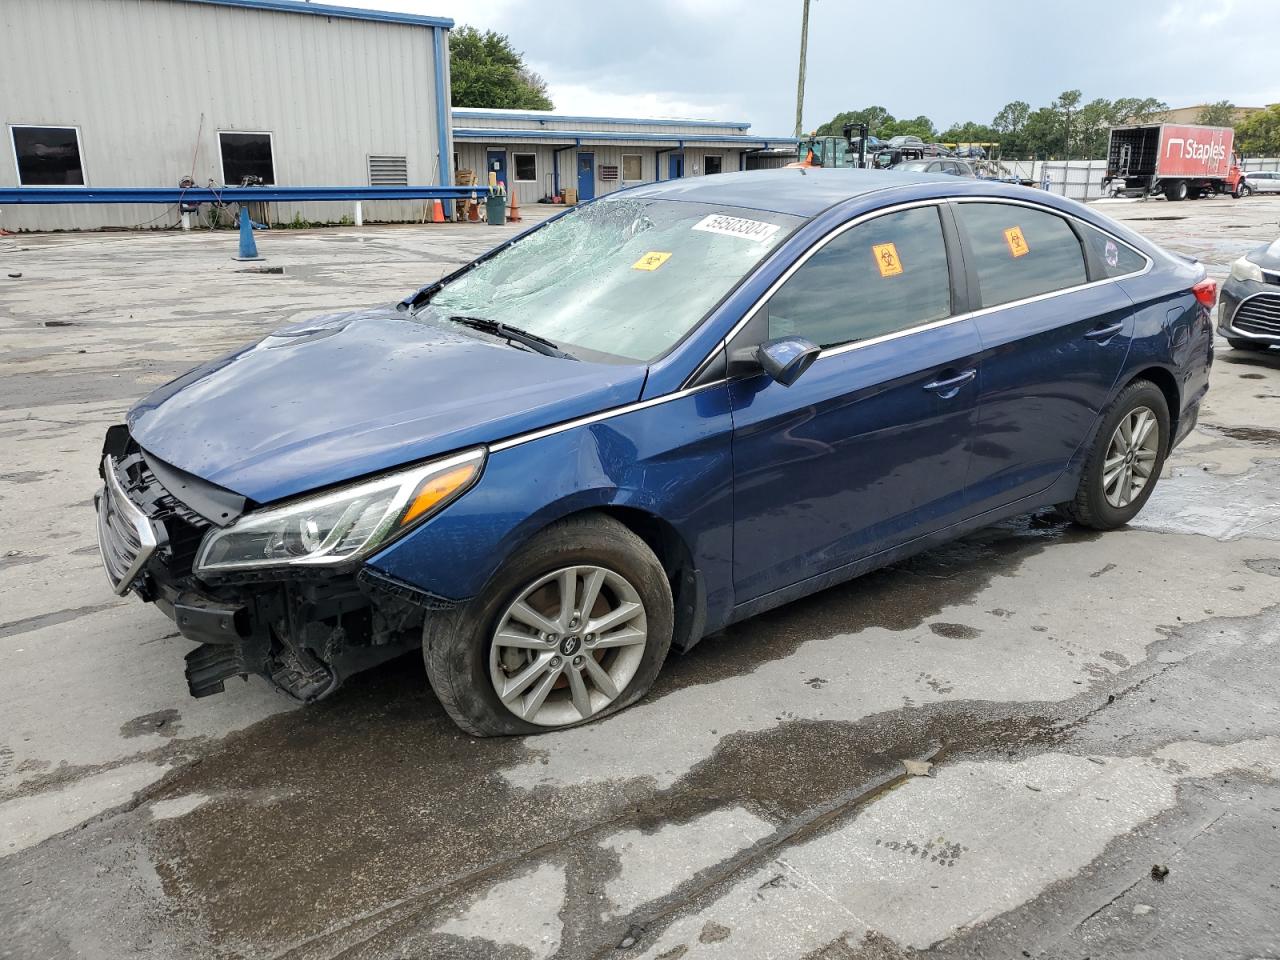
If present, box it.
[730,204,982,603]
[576,152,595,201]
[486,149,508,192]
[952,200,1138,512]
[668,154,685,179]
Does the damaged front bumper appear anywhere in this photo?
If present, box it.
[94,430,458,702]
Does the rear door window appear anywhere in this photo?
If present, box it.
[954,202,1088,307]
[767,205,952,348]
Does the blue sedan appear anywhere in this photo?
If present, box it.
[96,169,1215,734]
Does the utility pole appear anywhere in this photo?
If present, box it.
[794,0,810,139]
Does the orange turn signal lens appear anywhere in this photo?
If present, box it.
[399,463,479,527]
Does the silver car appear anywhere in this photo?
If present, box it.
[1219,237,1280,350]
[1237,172,1280,197]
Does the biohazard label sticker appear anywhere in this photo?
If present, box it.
[1104,239,1120,268]
[632,251,672,271]
[872,242,904,277]
[692,214,781,244]
[1004,226,1030,258]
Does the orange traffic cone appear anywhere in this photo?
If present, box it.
[507,190,522,223]
[431,198,445,224]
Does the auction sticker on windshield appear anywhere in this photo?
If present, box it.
[692,214,781,244]
[632,251,673,271]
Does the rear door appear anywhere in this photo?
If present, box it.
[953,199,1146,512]
[729,203,984,602]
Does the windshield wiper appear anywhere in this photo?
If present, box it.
[446,316,577,360]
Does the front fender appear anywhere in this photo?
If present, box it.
[366,384,737,630]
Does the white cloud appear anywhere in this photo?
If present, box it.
[539,79,740,123]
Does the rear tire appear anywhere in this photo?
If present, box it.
[1060,380,1170,531]
[423,513,673,736]
[1164,180,1188,202]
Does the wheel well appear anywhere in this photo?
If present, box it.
[1125,366,1181,450]
[589,505,703,653]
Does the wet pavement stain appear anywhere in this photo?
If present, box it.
[120,709,183,739]
[1211,425,1280,445]
[929,623,982,640]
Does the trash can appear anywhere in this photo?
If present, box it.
[485,195,506,226]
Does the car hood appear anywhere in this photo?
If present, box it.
[128,306,647,503]
[1247,237,1280,272]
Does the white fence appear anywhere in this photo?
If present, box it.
[1002,157,1280,201]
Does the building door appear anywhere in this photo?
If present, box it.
[704,155,723,175]
[486,149,508,192]
[668,153,685,179]
[576,152,595,201]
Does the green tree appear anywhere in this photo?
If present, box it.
[1074,98,1115,159]
[939,120,999,145]
[879,115,936,141]
[1236,104,1280,155]
[449,26,553,110]
[1112,97,1169,123]
[1196,100,1237,127]
[993,100,1031,136]
[814,106,893,137]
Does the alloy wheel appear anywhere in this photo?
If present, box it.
[489,565,648,727]
[1102,405,1160,509]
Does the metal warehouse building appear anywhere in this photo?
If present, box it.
[1,0,454,231]
[452,110,796,207]
[2,0,794,231]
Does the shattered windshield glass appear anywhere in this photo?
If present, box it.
[423,198,801,363]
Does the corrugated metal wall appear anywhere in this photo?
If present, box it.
[0,0,449,230]
[455,142,745,206]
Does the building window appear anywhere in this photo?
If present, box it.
[513,153,537,182]
[368,155,408,186]
[704,155,724,175]
[219,131,275,186]
[622,154,643,182]
[10,125,84,186]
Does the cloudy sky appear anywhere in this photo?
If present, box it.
[343,0,1277,134]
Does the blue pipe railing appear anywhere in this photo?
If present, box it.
[0,185,488,205]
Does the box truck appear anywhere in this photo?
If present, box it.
[1103,123,1241,200]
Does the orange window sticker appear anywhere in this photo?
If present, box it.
[632,251,672,271]
[872,242,903,277]
[1004,226,1030,258]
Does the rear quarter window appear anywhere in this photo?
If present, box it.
[955,202,1088,307]
[1078,223,1147,279]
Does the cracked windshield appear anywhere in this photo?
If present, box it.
[425,198,800,361]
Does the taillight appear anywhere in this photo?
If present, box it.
[1192,279,1217,307]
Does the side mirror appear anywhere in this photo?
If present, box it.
[732,336,821,387]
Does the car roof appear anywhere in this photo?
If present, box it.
[613,168,956,217]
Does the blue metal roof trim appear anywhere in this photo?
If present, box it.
[450,110,750,129]
[177,0,454,29]
[453,128,798,146]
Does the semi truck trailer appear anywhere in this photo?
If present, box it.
[1103,123,1240,200]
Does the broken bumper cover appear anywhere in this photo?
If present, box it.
[95,431,460,702]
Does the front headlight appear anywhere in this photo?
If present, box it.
[194,448,485,574]
[1230,257,1264,283]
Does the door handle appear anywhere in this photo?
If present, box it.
[922,368,977,398]
[1084,322,1124,342]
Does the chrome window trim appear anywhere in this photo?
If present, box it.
[488,196,1155,455]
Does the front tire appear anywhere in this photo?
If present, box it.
[1237,183,1252,198]
[1061,380,1170,530]
[423,513,673,736]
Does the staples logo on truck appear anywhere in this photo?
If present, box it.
[1159,124,1233,178]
